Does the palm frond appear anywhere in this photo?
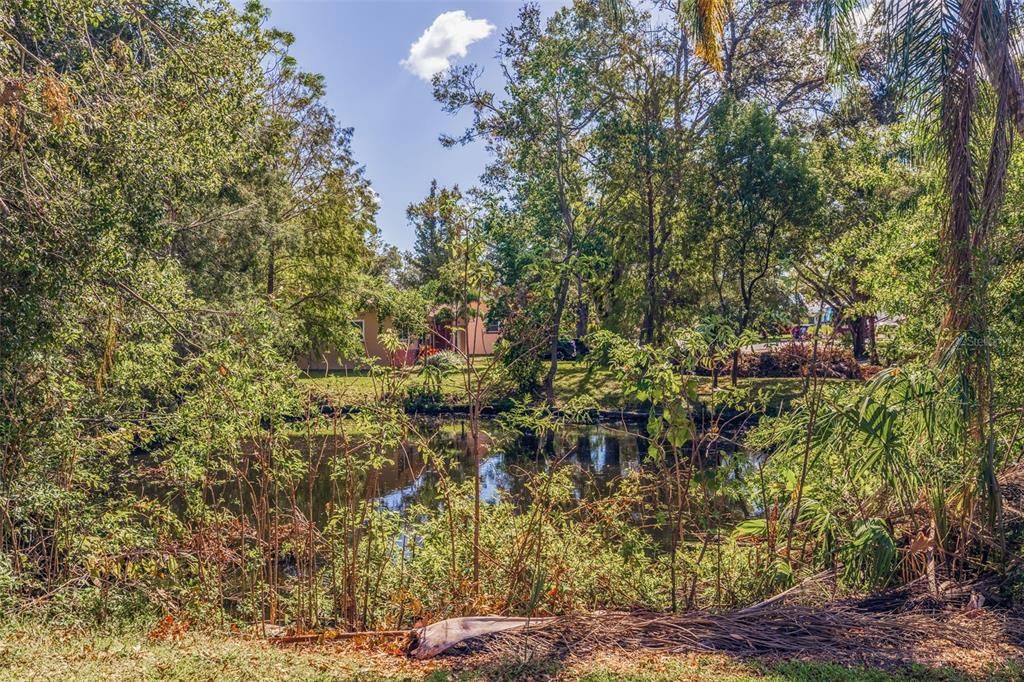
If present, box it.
[884,0,963,128]
[976,0,1014,243]
[681,0,730,71]
[816,0,869,76]
[980,0,1024,133]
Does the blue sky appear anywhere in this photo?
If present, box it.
[260,1,561,250]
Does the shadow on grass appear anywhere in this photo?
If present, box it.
[423,650,1023,682]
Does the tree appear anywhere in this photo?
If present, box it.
[0,0,382,600]
[802,117,922,360]
[691,99,818,383]
[435,1,623,404]
[366,237,418,289]
[0,0,268,369]
[596,7,697,345]
[0,0,295,593]
[681,0,1024,532]
[406,180,464,287]
[277,155,378,356]
[584,0,829,346]
[167,43,376,355]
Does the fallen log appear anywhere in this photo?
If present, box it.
[270,628,409,645]
[409,616,556,659]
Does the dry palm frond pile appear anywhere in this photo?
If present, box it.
[482,604,1005,656]
[460,601,1023,672]
[403,571,1024,674]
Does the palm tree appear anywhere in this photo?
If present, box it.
[681,0,1023,529]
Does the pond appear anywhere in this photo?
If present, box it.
[371,418,650,513]
[278,419,649,523]
[272,418,676,527]
[197,417,745,533]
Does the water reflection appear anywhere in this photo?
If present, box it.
[295,419,649,521]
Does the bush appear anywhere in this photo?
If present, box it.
[372,470,670,622]
[492,337,544,396]
[0,554,22,612]
[418,349,462,372]
[404,384,448,410]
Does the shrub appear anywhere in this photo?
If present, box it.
[404,384,448,410]
[419,349,462,372]
[0,554,22,612]
[369,471,670,623]
[493,338,544,396]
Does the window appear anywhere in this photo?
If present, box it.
[485,320,501,334]
[395,325,413,345]
[351,319,365,342]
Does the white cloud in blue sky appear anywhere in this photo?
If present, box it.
[401,10,495,81]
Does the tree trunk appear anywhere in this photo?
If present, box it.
[641,187,658,345]
[267,243,276,296]
[868,315,879,364]
[641,260,657,345]
[729,349,740,385]
[849,315,868,360]
[575,276,588,339]
[576,301,589,340]
[543,272,572,406]
[939,0,1008,534]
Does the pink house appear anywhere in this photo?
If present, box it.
[427,301,501,357]
[297,302,501,372]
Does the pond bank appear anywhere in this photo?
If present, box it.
[310,401,653,424]
[298,362,825,417]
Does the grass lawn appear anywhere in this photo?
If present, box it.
[300,360,830,414]
[0,622,1007,681]
[297,366,483,407]
[297,361,624,407]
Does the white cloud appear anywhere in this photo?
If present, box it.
[401,10,495,81]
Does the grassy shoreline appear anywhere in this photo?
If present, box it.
[297,360,832,414]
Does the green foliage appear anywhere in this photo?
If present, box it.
[418,351,462,397]
[407,180,465,288]
[1,0,269,366]
[839,520,897,589]
[0,553,21,613]
[802,119,927,360]
[748,358,984,583]
[585,330,699,452]
[689,99,820,351]
[390,472,668,620]
[6,0,1024,643]
[671,317,759,373]
[0,0,381,628]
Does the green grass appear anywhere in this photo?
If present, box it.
[0,624,417,681]
[298,361,851,415]
[550,361,629,409]
[298,367,473,405]
[3,622,1010,681]
[298,360,629,409]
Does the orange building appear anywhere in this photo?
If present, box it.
[427,301,501,357]
[296,303,501,372]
